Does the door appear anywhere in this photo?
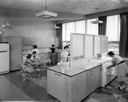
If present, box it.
[87,69,94,95]
[76,72,87,101]
[47,70,66,102]
[87,65,102,95]
[47,70,57,97]
[92,66,102,90]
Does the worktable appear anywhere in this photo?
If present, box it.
[47,59,102,102]
[47,57,117,102]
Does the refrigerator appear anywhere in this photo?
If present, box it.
[0,43,9,74]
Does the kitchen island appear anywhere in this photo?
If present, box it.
[47,60,102,102]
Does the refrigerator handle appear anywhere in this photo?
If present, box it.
[0,51,7,53]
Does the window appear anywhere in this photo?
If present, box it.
[75,20,85,33]
[106,15,120,54]
[62,22,75,41]
[65,22,75,41]
[87,18,98,35]
[106,15,120,41]
[62,20,86,42]
[62,24,66,41]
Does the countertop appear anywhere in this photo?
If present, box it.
[89,56,112,63]
[48,58,101,77]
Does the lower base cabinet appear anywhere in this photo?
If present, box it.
[47,65,102,102]
[87,65,102,95]
[47,70,78,102]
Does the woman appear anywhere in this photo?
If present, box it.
[107,51,128,86]
[61,45,70,62]
[57,45,70,65]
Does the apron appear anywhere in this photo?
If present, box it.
[116,61,128,81]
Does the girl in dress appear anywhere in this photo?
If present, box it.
[107,51,128,90]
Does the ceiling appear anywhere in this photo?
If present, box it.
[0,0,128,22]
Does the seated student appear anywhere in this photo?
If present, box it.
[31,45,40,59]
[107,51,128,90]
[23,53,41,72]
[31,51,40,61]
[31,51,44,67]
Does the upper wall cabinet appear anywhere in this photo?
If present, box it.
[71,33,108,59]
[94,35,101,55]
[84,34,93,57]
[71,34,84,58]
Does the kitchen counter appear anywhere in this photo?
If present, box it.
[48,60,101,77]
[47,57,117,102]
[47,58,102,102]
[90,56,112,63]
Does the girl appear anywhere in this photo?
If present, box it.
[107,51,128,90]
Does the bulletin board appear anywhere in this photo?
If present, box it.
[84,34,93,57]
[71,34,84,58]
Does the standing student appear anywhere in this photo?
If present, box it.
[107,51,128,82]
[61,45,70,62]
[50,44,56,65]
[50,44,56,54]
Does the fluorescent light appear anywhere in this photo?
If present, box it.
[36,10,58,19]
[91,20,103,24]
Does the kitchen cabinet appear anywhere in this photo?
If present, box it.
[87,66,102,95]
[47,70,78,102]
[47,62,102,102]
[76,71,87,101]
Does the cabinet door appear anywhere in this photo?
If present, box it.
[92,66,102,89]
[87,70,94,95]
[55,72,67,102]
[76,72,87,101]
[87,65,102,95]
[47,70,57,97]
[47,70,67,102]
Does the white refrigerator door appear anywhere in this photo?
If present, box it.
[0,43,9,74]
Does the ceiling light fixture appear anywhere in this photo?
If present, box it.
[91,18,103,24]
[36,0,58,19]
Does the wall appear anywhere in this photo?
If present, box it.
[0,17,5,41]
[2,18,57,47]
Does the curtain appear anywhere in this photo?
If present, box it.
[56,23,62,49]
[98,16,107,35]
[119,13,128,57]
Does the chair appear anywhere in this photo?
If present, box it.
[18,64,42,81]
